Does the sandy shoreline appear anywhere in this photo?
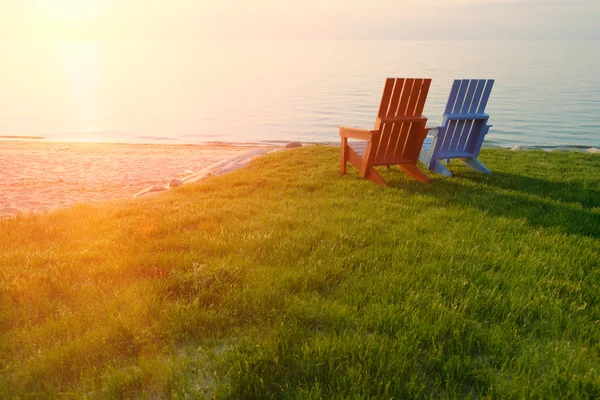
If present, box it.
[0,141,277,218]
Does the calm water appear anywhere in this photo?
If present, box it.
[0,40,598,148]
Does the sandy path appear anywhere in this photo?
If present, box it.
[0,141,271,217]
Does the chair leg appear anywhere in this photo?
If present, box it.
[398,164,429,183]
[365,167,386,186]
[430,159,452,177]
[459,158,491,175]
[340,141,347,175]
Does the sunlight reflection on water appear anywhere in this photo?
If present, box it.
[54,41,102,139]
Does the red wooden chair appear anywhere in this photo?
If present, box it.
[340,78,432,185]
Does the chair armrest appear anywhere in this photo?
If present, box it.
[339,127,375,140]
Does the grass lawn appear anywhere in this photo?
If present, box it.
[1,146,599,398]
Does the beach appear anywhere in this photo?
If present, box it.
[0,141,276,218]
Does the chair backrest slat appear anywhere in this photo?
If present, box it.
[386,79,405,118]
[376,78,396,121]
[412,79,431,116]
[460,81,478,114]
[467,79,487,114]
[451,80,470,115]
[476,80,494,114]
[444,80,462,115]
[456,120,475,152]
[396,79,415,117]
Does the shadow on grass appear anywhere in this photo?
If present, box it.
[397,176,600,239]
[470,172,600,209]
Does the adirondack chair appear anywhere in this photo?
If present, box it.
[419,79,494,176]
[340,78,432,185]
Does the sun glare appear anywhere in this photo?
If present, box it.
[31,0,113,22]
[54,42,103,137]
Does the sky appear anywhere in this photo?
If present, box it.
[0,0,598,40]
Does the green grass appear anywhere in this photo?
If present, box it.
[1,146,599,399]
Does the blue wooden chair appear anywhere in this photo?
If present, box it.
[419,79,494,176]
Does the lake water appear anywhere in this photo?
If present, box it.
[0,40,598,148]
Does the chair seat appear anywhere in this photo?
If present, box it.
[348,141,367,158]
[350,140,422,166]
